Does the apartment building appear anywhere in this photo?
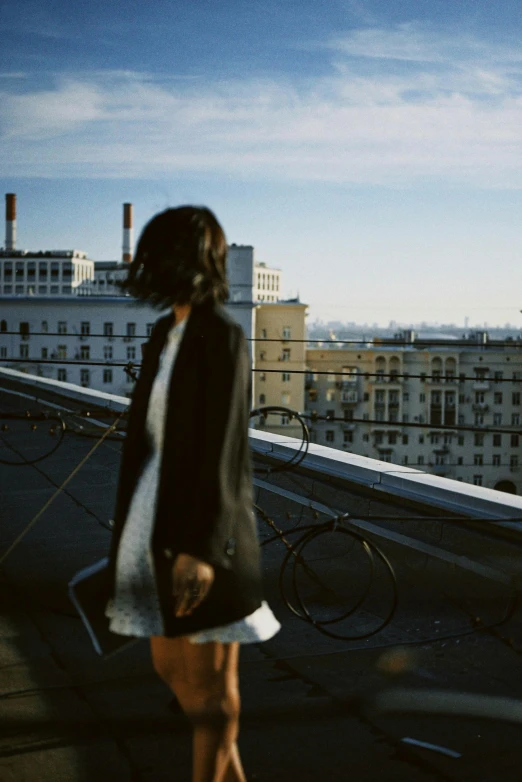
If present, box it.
[251,299,308,438]
[305,331,522,494]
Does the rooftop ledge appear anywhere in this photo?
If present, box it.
[2,365,522,537]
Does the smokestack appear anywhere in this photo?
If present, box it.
[5,193,16,251]
[122,202,133,263]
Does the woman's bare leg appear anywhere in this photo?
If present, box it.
[150,636,247,782]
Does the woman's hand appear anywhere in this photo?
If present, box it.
[172,553,215,618]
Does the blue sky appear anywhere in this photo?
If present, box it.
[1,0,521,326]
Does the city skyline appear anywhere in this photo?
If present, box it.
[1,0,521,326]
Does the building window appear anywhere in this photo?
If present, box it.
[4,285,13,293]
[374,433,384,445]
[260,373,266,382]
[326,430,335,443]
[418,455,424,465]
[474,454,484,466]
[282,372,291,382]
[388,433,397,445]
[326,389,335,402]
[493,454,501,466]
[493,413,502,426]
[0,347,7,358]
[281,392,291,405]
[41,320,48,333]
[344,409,354,421]
[512,413,520,426]
[513,372,521,384]
[473,475,483,486]
[259,394,266,404]
[510,455,519,469]
[41,347,48,359]
[104,345,113,360]
[81,321,90,336]
[363,434,369,442]
[80,345,90,360]
[419,393,426,403]
[280,414,289,426]
[80,369,90,387]
[475,413,485,426]
[511,434,519,448]
[126,322,136,338]
[57,345,67,359]
[402,435,409,445]
[281,348,291,361]
[493,434,502,447]
[20,344,29,358]
[57,368,67,382]
[103,369,113,384]
[474,433,484,447]
[260,328,267,339]
[103,322,114,338]
[50,285,59,294]
[419,435,424,444]
[282,327,291,340]
[259,351,266,361]
[494,392,503,404]
[430,434,439,445]
[127,346,136,360]
[494,371,503,384]
[57,321,67,335]
[146,323,154,336]
[457,456,464,465]
[513,392,521,406]
[343,431,353,444]
[458,436,464,446]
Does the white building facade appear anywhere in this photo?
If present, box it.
[0,297,256,398]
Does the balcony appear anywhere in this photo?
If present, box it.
[3,365,522,781]
[473,403,490,412]
[473,380,490,391]
[341,390,358,404]
[371,374,403,385]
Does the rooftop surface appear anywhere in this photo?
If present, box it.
[2,373,522,781]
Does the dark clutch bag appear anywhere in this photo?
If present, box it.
[68,558,138,658]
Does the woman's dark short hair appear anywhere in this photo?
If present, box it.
[121,206,229,309]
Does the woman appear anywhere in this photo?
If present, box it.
[105,206,280,782]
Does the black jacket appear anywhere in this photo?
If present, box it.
[108,300,263,637]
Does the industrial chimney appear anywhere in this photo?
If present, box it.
[5,193,16,252]
[122,202,133,263]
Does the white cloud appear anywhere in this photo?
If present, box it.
[1,25,522,186]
